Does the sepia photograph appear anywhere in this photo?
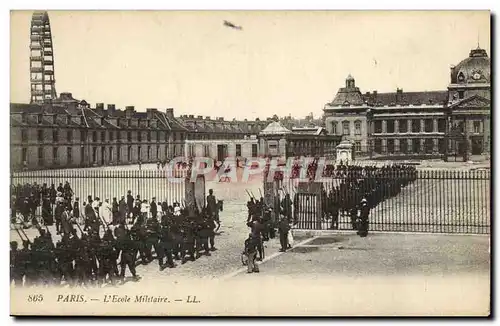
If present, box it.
[8,9,491,317]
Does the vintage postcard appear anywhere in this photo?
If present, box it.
[9,10,491,316]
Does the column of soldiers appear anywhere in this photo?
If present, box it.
[243,190,294,273]
[10,187,223,288]
[321,163,417,234]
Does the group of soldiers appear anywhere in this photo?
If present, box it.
[11,181,74,225]
[10,185,223,288]
[321,164,417,233]
[242,192,295,273]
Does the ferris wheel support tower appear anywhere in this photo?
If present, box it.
[29,11,57,104]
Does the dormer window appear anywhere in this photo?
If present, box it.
[458,72,465,82]
[22,113,27,123]
[458,91,464,99]
[37,114,43,124]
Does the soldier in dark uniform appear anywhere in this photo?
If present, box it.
[150,197,158,220]
[130,219,149,264]
[42,197,53,226]
[145,215,162,268]
[281,194,292,223]
[119,230,140,282]
[206,189,219,230]
[158,219,176,270]
[197,216,212,257]
[73,198,80,225]
[247,198,255,223]
[126,190,134,222]
[247,216,264,260]
[181,220,197,264]
[357,198,370,237]
[278,216,290,252]
[244,234,260,273]
[10,241,23,286]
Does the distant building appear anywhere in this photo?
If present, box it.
[323,47,491,161]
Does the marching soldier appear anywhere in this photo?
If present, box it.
[244,234,260,274]
[278,215,290,252]
[357,198,370,237]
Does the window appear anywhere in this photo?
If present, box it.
[101,131,106,142]
[117,147,121,162]
[354,121,362,135]
[156,146,160,159]
[374,139,382,154]
[387,139,395,153]
[53,129,59,142]
[439,139,447,154]
[412,119,421,133]
[354,141,361,153]
[67,147,72,164]
[165,132,169,141]
[156,131,160,142]
[147,132,151,142]
[473,121,481,133]
[400,139,408,153]
[147,146,151,160]
[425,139,434,153]
[109,131,114,141]
[331,121,338,135]
[38,148,44,166]
[80,147,84,164]
[342,121,350,135]
[138,146,142,160]
[458,91,464,99]
[109,147,113,162]
[204,145,210,157]
[67,130,73,141]
[22,148,27,164]
[374,121,382,133]
[173,133,177,142]
[53,147,58,165]
[81,130,86,142]
[127,146,132,161]
[236,144,242,157]
[386,120,395,133]
[92,147,97,163]
[425,119,433,133]
[180,134,184,142]
[93,131,97,142]
[412,139,421,153]
[438,119,446,133]
[138,132,142,142]
[398,120,408,133]
[21,129,28,142]
[37,114,43,124]
[252,144,258,157]
[127,132,132,142]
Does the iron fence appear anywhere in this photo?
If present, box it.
[268,169,491,234]
[10,169,189,218]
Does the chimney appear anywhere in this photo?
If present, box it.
[165,108,174,119]
[373,90,378,98]
[146,108,157,120]
[244,118,247,122]
[107,104,116,115]
[96,103,104,110]
[197,115,203,119]
[125,106,135,118]
[188,115,194,119]
[365,91,371,96]
[205,116,211,120]
[218,117,224,121]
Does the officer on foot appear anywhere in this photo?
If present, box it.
[244,233,260,274]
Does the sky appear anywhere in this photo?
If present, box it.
[10,10,490,120]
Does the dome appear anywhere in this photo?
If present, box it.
[450,47,490,84]
[259,121,292,135]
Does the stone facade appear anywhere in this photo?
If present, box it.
[323,47,491,161]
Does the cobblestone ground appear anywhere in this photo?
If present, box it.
[231,232,490,279]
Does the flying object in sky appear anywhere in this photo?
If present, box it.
[223,20,243,30]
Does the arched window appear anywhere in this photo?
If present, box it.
[331,121,338,135]
[342,121,350,136]
[354,120,362,135]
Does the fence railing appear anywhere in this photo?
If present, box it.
[269,169,491,234]
[10,169,190,218]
